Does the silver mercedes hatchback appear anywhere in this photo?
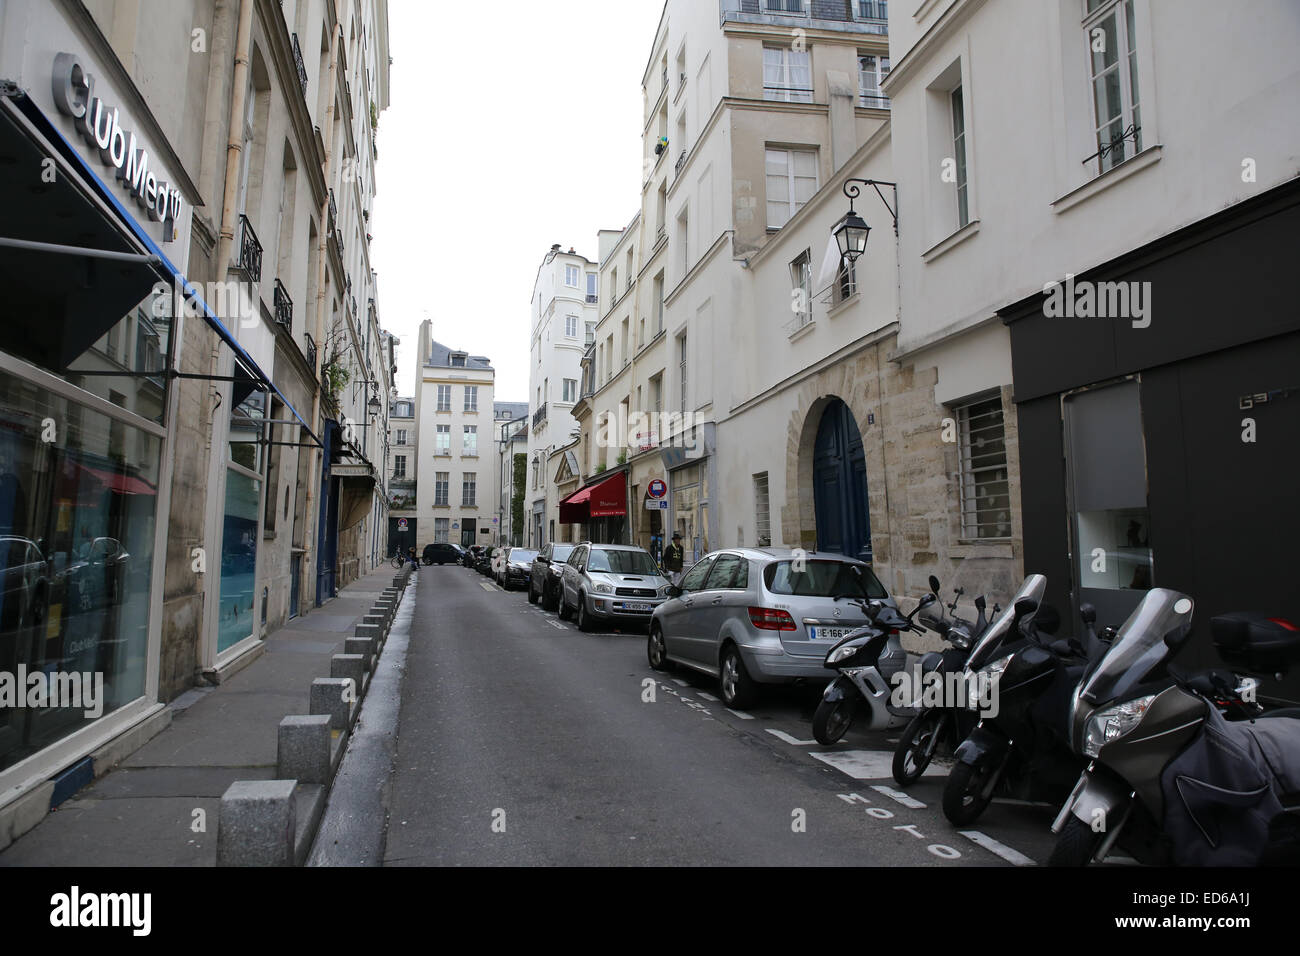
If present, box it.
[648,548,895,709]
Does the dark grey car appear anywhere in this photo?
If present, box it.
[528,542,574,611]
[648,548,894,709]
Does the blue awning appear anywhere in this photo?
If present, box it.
[0,86,320,448]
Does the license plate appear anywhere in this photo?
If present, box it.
[622,603,652,612]
[810,626,850,641]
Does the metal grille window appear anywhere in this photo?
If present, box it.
[956,396,1011,539]
[754,473,771,546]
[763,46,812,103]
[1084,0,1141,174]
[436,384,451,411]
[464,385,479,412]
[462,473,477,507]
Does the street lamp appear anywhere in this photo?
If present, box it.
[833,178,898,264]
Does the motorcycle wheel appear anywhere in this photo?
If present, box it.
[943,760,996,825]
[812,694,856,745]
[893,709,944,786]
[1048,816,1103,867]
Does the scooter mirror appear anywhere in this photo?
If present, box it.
[928,574,941,595]
[1013,597,1039,621]
[908,592,938,619]
[1080,602,1096,625]
[975,595,986,610]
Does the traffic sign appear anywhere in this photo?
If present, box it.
[397,518,408,531]
[648,478,667,499]
[645,500,668,510]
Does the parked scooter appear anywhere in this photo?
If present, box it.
[1049,596,1300,866]
[811,592,939,745]
[940,574,1106,826]
[891,574,995,785]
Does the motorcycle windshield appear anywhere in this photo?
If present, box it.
[1079,588,1194,705]
[966,574,1047,670]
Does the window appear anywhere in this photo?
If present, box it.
[704,553,749,590]
[766,148,818,229]
[790,250,812,330]
[464,385,478,412]
[836,258,857,304]
[562,378,577,403]
[858,54,890,109]
[393,455,407,478]
[566,264,580,287]
[396,428,407,445]
[763,46,812,103]
[586,273,598,303]
[450,352,466,368]
[1085,0,1141,174]
[754,473,771,546]
[436,384,451,411]
[585,320,596,346]
[434,517,449,542]
[678,555,715,592]
[653,272,665,334]
[463,425,478,456]
[435,424,450,454]
[435,472,449,506]
[621,318,629,365]
[678,331,688,412]
[766,0,806,11]
[956,395,1010,539]
[462,473,477,506]
[951,86,970,227]
[565,315,578,338]
[396,401,411,417]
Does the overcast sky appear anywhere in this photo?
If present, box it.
[370,0,667,403]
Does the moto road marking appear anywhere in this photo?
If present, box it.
[765,729,818,746]
[809,750,944,780]
[725,708,754,720]
[697,691,720,702]
[870,784,926,809]
[479,582,500,592]
[671,678,688,687]
[958,830,1037,867]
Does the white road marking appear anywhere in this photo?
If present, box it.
[726,708,754,720]
[958,830,1037,867]
[479,582,500,591]
[671,678,688,687]
[870,784,926,809]
[809,750,945,780]
[766,729,818,746]
[549,621,564,630]
[696,691,720,702]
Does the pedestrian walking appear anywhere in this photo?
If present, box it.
[662,531,685,585]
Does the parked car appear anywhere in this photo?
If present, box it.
[422,542,463,565]
[463,545,488,569]
[0,535,49,633]
[496,548,538,590]
[528,542,575,611]
[557,542,670,632]
[475,548,496,575]
[647,548,895,709]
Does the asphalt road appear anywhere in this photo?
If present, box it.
[326,564,1074,867]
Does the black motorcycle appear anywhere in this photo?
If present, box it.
[891,575,995,786]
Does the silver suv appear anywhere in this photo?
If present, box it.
[647,548,895,709]
[558,542,671,632]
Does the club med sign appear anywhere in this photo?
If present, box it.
[50,52,183,240]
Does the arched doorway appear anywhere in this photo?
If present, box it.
[813,399,871,561]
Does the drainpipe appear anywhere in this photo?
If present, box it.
[303,7,342,602]
[214,0,254,282]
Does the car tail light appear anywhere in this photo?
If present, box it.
[1268,617,1298,631]
[748,607,797,632]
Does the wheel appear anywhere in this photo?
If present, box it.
[558,592,571,621]
[812,694,856,745]
[719,645,757,709]
[1048,815,1104,867]
[893,709,945,786]
[648,625,671,671]
[576,593,595,632]
[390,555,403,569]
[942,760,996,826]
[527,580,539,604]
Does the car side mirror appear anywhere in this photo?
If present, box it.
[667,585,682,598]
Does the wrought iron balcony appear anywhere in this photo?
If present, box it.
[273,278,292,331]
[238,214,262,282]
[291,33,309,96]
[304,332,317,373]
[328,189,337,232]
[675,150,687,176]
[532,403,548,428]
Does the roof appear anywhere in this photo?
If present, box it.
[494,401,529,419]
[426,339,492,370]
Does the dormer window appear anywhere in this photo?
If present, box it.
[450,352,467,367]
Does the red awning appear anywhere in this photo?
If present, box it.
[559,471,627,524]
[79,465,157,496]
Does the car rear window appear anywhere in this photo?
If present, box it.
[587,548,658,575]
[551,545,575,562]
[763,560,888,599]
[510,550,538,563]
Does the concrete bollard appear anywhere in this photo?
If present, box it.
[217,780,297,866]
[331,654,367,689]
[355,622,382,646]
[363,613,386,633]
[309,677,353,730]
[345,636,375,667]
[277,715,332,785]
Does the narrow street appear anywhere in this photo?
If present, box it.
[331,566,1064,867]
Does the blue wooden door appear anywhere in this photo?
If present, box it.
[813,400,872,562]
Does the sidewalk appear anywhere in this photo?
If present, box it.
[0,564,404,867]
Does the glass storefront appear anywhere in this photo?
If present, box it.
[671,462,710,565]
[0,371,160,773]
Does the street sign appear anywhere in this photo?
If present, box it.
[648,478,667,499]
[397,518,408,531]
[645,500,668,510]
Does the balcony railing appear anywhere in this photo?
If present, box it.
[585,293,598,304]
[291,33,309,96]
[726,1,887,34]
[675,150,687,176]
[273,278,292,331]
[860,92,890,109]
[238,214,262,282]
[304,332,317,373]
[532,403,548,428]
[328,189,337,232]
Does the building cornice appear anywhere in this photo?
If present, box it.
[881,0,990,93]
